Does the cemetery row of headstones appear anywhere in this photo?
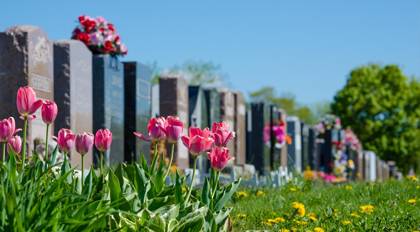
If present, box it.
[0,25,398,182]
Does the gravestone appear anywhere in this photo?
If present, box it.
[233,91,246,165]
[219,89,235,159]
[123,62,151,162]
[54,40,93,168]
[287,116,302,173]
[0,25,54,155]
[92,55,124,165]
[159,76,189,169]
[203,88,221,127]
[188,85,209,171]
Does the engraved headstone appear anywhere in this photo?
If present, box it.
[54,40,93,168]
[159,76,189,169]
[92,55,124,165]
[233,92,246,165]
[0,25,54,155]
[203,88,221,126]
[287,116,302,173]
[123,62,151,162]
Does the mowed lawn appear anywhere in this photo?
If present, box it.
[230,178,420,231]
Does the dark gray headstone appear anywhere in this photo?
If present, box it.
[233,92,246,165]
[54,40,93,168]
[159,76,189,169]
[123,62,151,162]
[92,55,124,165]
[0,25,54,154]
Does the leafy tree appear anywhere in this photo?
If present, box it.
[151,60,227,86]
[331,64,420,172]
[249,87,317,124]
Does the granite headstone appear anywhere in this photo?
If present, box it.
[0,25,54,156]
[233,91,246,165]
[92,55,124,165]
[53,40,93,168]
[159,76,189,169]
[123,62,151,162]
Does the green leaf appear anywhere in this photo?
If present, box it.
[214,179,241,211]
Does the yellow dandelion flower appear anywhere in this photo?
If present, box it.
[256,190,265,196]
[303,169,316,181]
[274,217,286,223]
[345,185,353,190]
[170,164,177,174]
[360,204,374,214]
[237,213,247,219]
[236,191,249,198]
[308,213,317,222]
[314,227,325,232]
[291,227,298,232]
[295,220,308,226]
[407,175,418,182]
[417,185,420,189]
[408,198,416,205]
[292,202,306,217]
[350,212,360,218]
[342,220,352,225]
[290,187,298,192]
[279,229,290,232]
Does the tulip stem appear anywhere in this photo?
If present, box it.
[186,157,197,203]
[164,143,175,179]
[150,142,158,171]
[211,170,220,201]
[44,124,50,163]
[81,155,84,192]
[22,118,28,170]
[100,151,104,174]
[2,142,6,162]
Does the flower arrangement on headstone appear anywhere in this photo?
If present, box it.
[71,15,126,166]
[71,15,127,56]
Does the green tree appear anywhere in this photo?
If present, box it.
[331,64,420,172]
[249,87,317,124]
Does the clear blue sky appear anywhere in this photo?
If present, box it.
[2,1,419,104]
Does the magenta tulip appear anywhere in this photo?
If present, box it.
[166,116,183,143]
[57,128,76,153]
[147,117,167,141]
[7,135,22,154]
[16,86,43,119]
[75,132,94,156]
[0,117,18,142]
[95,129,112,152]
[41,100,58,124]
[208,146,233,171]
[211,122,235,147]
[181,127,214,156]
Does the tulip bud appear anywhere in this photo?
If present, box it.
[57,128,76,153]
[147,117,167,141]
[75,132,94,156]
[181,127,214,156]
[208,146,233,171]
[94,129,112,152]
[0,117,16,142]
[211,122,235,147]
[7,135,22,154]
[16,86,43,119]
[41,100,58,124]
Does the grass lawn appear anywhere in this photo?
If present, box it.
[230,177,420,231]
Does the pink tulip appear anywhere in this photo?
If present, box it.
[166,116,183,143]
[75,132,94,155]
[41,100,58,124]
[211,122,235,147]
[7,135,22,154]
[208,146,233,171]
[16,86,43,119]
[0,117,18,142]
[147,117,167,141]
[181,127,214,156]
[95,129,112,152]
[57,128,76,153]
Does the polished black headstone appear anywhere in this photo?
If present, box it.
[92,55,124,165]
[123,62,151,162]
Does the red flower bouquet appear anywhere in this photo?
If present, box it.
[72,15,127,56]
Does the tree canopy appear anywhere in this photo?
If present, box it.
[331,64,420,172]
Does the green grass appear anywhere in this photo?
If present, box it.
[230,178,420,231]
